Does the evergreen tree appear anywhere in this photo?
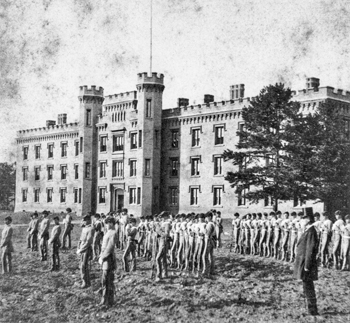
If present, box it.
[223,83,301,211]
[0,162,16,210]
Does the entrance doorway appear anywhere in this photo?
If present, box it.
[111,187,124,212]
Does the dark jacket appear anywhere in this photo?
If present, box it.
[293,225,318,281]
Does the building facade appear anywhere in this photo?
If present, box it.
[15,75,350,216]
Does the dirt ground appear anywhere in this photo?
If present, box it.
[1,219,350,323]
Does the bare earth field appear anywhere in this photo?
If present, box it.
[1,218,350,323]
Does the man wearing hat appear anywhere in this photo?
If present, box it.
[293,210,319,316]
[39,210,51,261]
[123,217,138,272]
[98,216,116,306]
[62,208,74,250]
[332,210,345,269]
[1,216,14,274]
[76,215,95,288]
[48,216,61,271]
[26,214,34,249]
[28,212,39,252]
[93,214,103,260]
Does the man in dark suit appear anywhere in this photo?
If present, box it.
[293,209,319,316]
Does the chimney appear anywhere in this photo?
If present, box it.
[204,94,214,104]
[46,120,56,128]
[230,84,245,100]
[177,98,189,107]
[306,77,320,90]
[58,113,67,125]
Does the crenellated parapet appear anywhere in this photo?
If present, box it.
[104,91,137,104]
[79,85,104,103]
[136,72,165,93]
[293,86,350,103]
[17,122,79,137]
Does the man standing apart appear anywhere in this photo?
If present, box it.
[1,216,14,274]
[48,216,61,271]
[76,215,95,288]
[98,217,116,307]
[30,212,40,252]
[39,210,51,261]
[62,208,73,250]
[293,211,319,316]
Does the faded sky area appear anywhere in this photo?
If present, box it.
[1,0,350,162]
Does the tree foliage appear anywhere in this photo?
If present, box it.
[0,162,16,210]
[223,84,350,211]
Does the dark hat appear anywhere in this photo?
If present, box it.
[83,215,91,221]
[130,217,136,223]
[95,214,101,218]
[199,213,205,219]
[66,208,72,213]
[234,212,240,217]
[302,207,314,223]
[53,216,59,221]
[205,212,213,218]
[4,216,12,222]
[42,210,49,215]
[105,217,116,225]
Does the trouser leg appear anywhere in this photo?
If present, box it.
[303,280,318,315]
[156,242,164,279]
[123,245,130,272]
[27,233,31,249]
[101,269,114,306]
[1,250,7,274]
[80,252,90,286]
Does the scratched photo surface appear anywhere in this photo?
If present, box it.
[1,0,350,322]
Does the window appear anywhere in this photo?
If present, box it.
[137,187,141,204]
[129,187,136,204]
[34,167,40,181]
[238,186,249,206]
[139,130,142,148]
[192,128,200,147]
[79,188,82,203]
[265,154,275,167]
[47,188,53,203]
[170,187,178,206]
[190,187,199,205]
[155,130,159,148]
[48,144,54,158]
[80,137,83,153]
[214,156,223,175]
[99,187,106,203]
[146,99,152,118]
[112,160,124,177]
[113,135,124,151]
[61,165,67,180]
[171,130,179,148]
[35,145,41,159]
[85,163,91,179]
[23,167,28,181]
[238,122,245,142]
[74,164,79,179]
[22,189,28,202]
[265,196,273,207]
[145,159,151,176]
[130,132,137,149]
[191,157,200,176]
[215,126,224,145]
[170,158,179,177]
[100,162,106,178]
[61,143,67,157]
[100,136,107,152]
[86,109,91,126]
[23,146,28,160]
[213,186,223,206]
[75,141,79,156]
[47,166,53,180]
[74,188,78,203]
[130,160,137,177]
[60,188,66,203]
[34,189,40,202]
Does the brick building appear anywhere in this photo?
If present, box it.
[14,74,350,216]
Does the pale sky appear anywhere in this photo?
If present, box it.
[1,0,350,162]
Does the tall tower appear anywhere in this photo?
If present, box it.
[78,85,104,215]
[136,72,164,214]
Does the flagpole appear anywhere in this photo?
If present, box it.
[150,0,153,75]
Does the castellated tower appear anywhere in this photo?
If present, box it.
[78,85,104,215]
[136,72,164,215]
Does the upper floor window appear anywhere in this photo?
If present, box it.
[74,188,78,203]
[61,165,67,180]
[100,136,107,152]
[214,156,223,175]
[171,130,179,148]
[138,130,142,148]
[129,187,137,204]
[238,186,249,206]
[86,109,91,126]
[191,156,200,176]
[137,187,141,205]
[34,188,40,203]
[74,164,79,179]
[170,158,179,177]
[238,122,245,142]
[190,186,200,205]
[23,167,28,181]
[192,128,200,147]
[130,132,137,149]
[213,186,223,206]
[60,188,66,203]
[214,126,224,145]
[146,99,152,118]
[112,160,124,177]
[75,141,79,156]
[22,189,28,202]
[23,146,28,160]
[34,167,40,181]
[99,187,106,204]
[145,159,151,176]
[35,145,41,159]
[47,188,53,203]
[100,161,107,178]
[48,144,54,158]
[169,187,178,206]
[85,162,91,179]
[130,160,137,177]
[47,166,53,180]
[113,135,124,151]
[61,142,67,157]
